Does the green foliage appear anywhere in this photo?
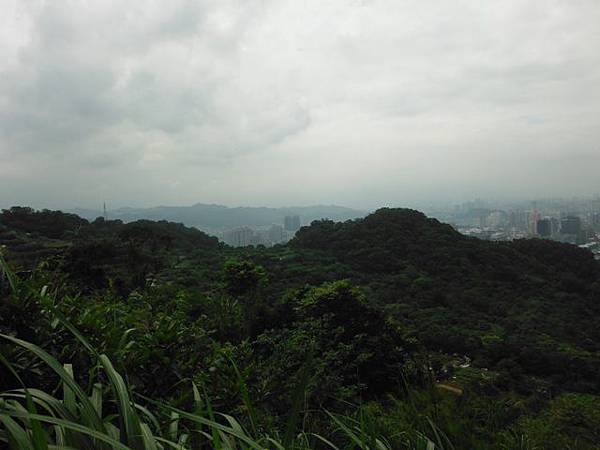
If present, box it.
[255,280,414,408]
[503,393,600,450]
[288,208,600,393]
[0,206,87,239]
[2,207,600,449]
[222,259,266,297]
[0,335,290,450]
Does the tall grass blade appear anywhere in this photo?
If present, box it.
[425,417,454,450]
[47,307,99,359]
[0,251,18,293]
[2,411,132,450]
[283,351,313,449]
[141,397,266,450]
[91,383,103,418]
[225,354,258,436]
[197,382,221,449]
[0,414,33,449]
[0,334,104,431]
[62,364,77,417]
[325,411,365,449]
[0,351,25,388]
[99,354,142,448]
[168,412,179,443]
[3,389,72,419]
[310,433,341,450]
[139,422,159,450]
[25,390,49,450]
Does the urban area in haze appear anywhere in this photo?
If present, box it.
[75,195,600,258]
[2,1,600,449]
[433,196,600,257]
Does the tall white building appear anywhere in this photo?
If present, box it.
[224,227,254,247]
[284,215,301,232]
[268,224,284,244]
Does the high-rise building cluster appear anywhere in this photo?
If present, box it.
[223,227,255,247]
[440,196,600,259]
[221,216,302,247]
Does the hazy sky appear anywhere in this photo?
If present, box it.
[1,0,599,210]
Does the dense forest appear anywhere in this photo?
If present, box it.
[1,206,599,449]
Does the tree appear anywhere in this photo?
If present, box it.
[222,259,267,337]
[222,259,266,297]
[256,280,413,408]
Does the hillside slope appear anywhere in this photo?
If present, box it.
[286,208,600,392]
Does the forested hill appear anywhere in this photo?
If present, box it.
[292,207,599,281]
[0,206,220,250]
[288,208,600,392]
[0,206,221,291]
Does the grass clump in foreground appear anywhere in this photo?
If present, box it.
[0,333,442,450]
[0,252,441,449]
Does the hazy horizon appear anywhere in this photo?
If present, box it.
[2,1,600,210]
[4,194,600,217]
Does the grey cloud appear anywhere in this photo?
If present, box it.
[1,0,600,210]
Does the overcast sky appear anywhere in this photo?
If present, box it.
[1,0,599,210]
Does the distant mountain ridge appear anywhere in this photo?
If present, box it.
[70,203,366,230]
